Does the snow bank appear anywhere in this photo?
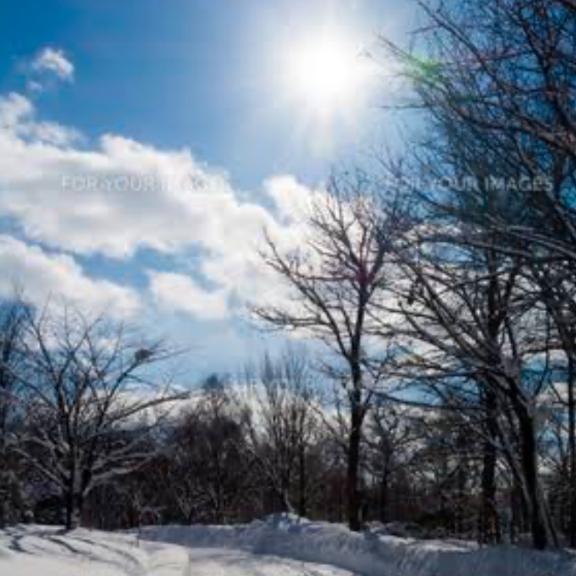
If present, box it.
[0,525,149,576]
[138,514,576,576]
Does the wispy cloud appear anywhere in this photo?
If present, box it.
[31,47,74,82]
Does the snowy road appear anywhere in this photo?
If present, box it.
[149,546,356,576]
[0,526,357,576]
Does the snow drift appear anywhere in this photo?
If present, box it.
[138,514,576,576]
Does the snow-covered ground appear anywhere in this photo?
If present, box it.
[0,523,354,576]
[139,514,576,576]
[1,516,576,576]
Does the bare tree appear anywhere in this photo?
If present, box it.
[19,304,179,530]
[377,0,576,548]
[254,176,403,530]
[167,375,250,524]
[364,399,419,524]
[381,221,558,548]
[242,349,319,516]
[0,299,27,527]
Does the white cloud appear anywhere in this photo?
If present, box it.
[0,94,275,258]
[0,92,33,126]
[0,235,139,317]
[0,92,318,320]
[0,92,80,146]
[148,271,228,320]
[32,48,74,82]
[264,174,314,221]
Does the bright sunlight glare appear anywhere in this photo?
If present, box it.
[283,31,375,117]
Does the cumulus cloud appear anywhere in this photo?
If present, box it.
[31,47,74,82]
[0,91,317,321]
[264,175,315,221]
[0,92,80,146]
[148,271,228,320]
[0,235,139,316]
[0,93,275,258]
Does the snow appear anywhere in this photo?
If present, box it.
[0,523,354,576]
[139,514,576,576]
[176,548,354,576]
[1,516,576,575]
[0,525,147,575]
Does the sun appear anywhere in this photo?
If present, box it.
[282,31,374,118]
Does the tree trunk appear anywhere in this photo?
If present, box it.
[280,487,292,514]
[64,490,82,531]
[347,401,363,531]
[480,389,500,543]
[0,488,7,529]
[379,469,389,524]
[567,355,576,547]
[297,444,307,518]
[515,399,556,549]
[64,469,83,531]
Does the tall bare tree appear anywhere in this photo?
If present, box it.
[383,222,558,548]
[254,176,403,530]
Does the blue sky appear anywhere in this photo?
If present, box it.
[0,0,416,381]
